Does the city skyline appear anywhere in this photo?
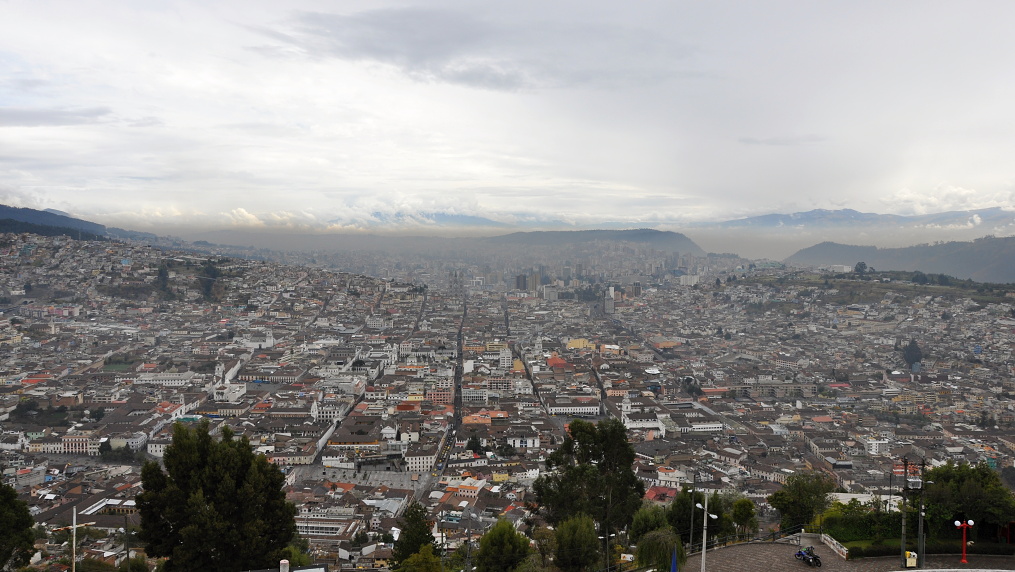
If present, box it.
[4,2,1015,233]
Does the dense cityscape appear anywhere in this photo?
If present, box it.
[2,229,1014,571]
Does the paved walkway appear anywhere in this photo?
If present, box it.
[682,542,1015,571]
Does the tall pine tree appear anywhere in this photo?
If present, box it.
[392,501,436,566]
[137,420,297,571]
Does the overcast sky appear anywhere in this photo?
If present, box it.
[3,1,1015,232]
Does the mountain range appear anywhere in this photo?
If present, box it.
[784,236,1015,283]
[4,203,1015,282]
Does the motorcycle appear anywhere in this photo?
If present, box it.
[794,547,822,567]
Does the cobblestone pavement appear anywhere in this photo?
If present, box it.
[682,542,1015,571]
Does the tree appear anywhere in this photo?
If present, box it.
[665,487,705,546]
[392,502,436,566]
[1001,466,1015,491]
[635,527,684,572]
[767,472,835,530]
[854,262,867,275]
[924,461,1015,541]
[629,505,668,544]
[1,482,34,571]
[533,419,645,534]
[902,339,923,368]
[554,514,599,572]
[118,555,150,572]
[136,420,297,572]
[530,525,556,568]
[731,498,758,535]
[475,519,530,572]
[397,544,442,572]
[466,434,486,454]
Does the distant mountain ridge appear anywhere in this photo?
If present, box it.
[785,236,1015,283]
[483,228,706,254]
[707,207,1015,230]
[0,204,105,235]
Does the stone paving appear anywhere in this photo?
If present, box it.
[681,542,1015,571]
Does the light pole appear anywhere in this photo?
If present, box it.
[954,519,974,564]
[688,473,696,555]
[696,495,718,572]
[900,456,909,568]
[598,532,616,571]
[917,473,933,568]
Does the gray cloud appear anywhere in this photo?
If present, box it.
[0,106,111,127]
[258,7,694,90]
[739,134,827,146]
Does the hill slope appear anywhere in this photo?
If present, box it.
[0,205,105,235]
[785,236,1015,283]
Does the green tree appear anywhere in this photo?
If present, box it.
[665,487,705,546]
[731,498,758,535]
[924,461,1015,541]
[530,525,556,568]
[903,339,923,367]
[397,544,441,572]
[533,419,645,535]
[767,472,835,530]
[635,527,684,572]
[466,434,486,454]
[554,514,599,572]
[1001,466,1015,490]
[629,504,668,544]
[77,558,116,572]
[0,482,35,570]
[475,519,530,572]
[854,262,867,275]
[118,555,149,572]
[136,420,297,572]
[392,502,436,566]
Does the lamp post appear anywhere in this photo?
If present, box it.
[917,472,933,569]
[900,456,909,569]
[688,473,696,555]
[954,519,974,564]
[695,495,718,572]
[598,532,616,571]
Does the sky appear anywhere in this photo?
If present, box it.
[3,1,1015,234]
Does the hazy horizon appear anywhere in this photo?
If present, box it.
[5,2,1015,234]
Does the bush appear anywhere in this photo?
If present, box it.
[847,544,897,559]
[849,541,1015,559]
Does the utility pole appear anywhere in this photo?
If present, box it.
[51,508,95,572]
[917,459,930,568]
[688,473,695,555]
[900,456,909,568]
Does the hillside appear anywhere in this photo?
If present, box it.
[0,219,107,241]
[785,236,1015,283]
[483,228,706,255]
[0,205,106,236]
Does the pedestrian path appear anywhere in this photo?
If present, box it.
[681,541,1015,571]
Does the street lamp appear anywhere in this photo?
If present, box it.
[917,476,933,569]
[695,496,718,572]
[598,533,616,571]
[954,519,974,564]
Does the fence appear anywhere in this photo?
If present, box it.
[821,533,849,559]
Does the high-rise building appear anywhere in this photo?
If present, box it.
[515,274,528,291]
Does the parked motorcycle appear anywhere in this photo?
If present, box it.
[794,547,822,567]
